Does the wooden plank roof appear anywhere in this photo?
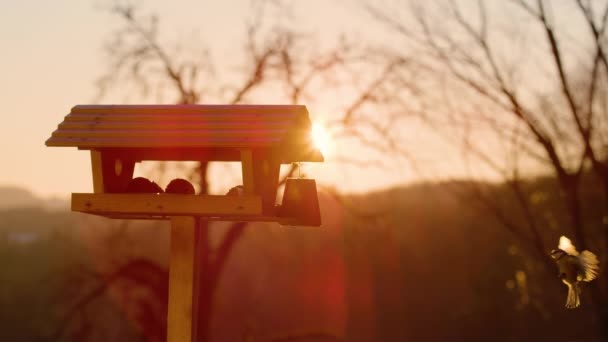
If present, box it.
[46,105,323,162]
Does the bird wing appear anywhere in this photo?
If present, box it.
[579,250,600,282]
[558,235,579,256]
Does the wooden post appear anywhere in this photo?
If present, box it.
[90,151,105,193]
[167,216,200,342]
[241,149,255,195]
[252,151,280,215]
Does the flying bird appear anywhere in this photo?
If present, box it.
[550,236,599,309]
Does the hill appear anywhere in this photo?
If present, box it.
[0,186,68,210]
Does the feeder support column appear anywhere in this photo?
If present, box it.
[167,216,200,342]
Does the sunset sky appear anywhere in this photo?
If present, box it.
[0,0,405,198]
[0,1,581,198]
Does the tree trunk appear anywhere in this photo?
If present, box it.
[603,172,608,283]
[598,173,608,341]
[191,161,245,341]
[563,179,587,251]
[192,161,213,341]
[195,220,213,342]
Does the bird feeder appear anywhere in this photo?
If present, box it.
[45,104,324,341]
[45,104,323,224]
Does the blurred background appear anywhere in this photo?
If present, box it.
[1,0,607,341]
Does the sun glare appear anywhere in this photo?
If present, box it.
[312,122,332,157]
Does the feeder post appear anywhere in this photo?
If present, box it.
[167,216,201,342]
[240,149,255,195]
[90,151,105,193]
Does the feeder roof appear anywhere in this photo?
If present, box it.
[45,105,323,162]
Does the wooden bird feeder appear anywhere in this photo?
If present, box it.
[45,104,324,341]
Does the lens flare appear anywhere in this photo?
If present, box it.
[312,122,332,157]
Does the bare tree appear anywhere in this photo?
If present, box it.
[367,0,608,335]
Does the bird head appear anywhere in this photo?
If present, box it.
[550,248,567,260]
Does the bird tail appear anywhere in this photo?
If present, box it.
[580,250,600,281]
[565,283,581,309]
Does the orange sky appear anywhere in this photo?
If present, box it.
[0,0,414,198]
[0,1,581,198]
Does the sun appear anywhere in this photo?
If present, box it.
[312,122,332,157]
